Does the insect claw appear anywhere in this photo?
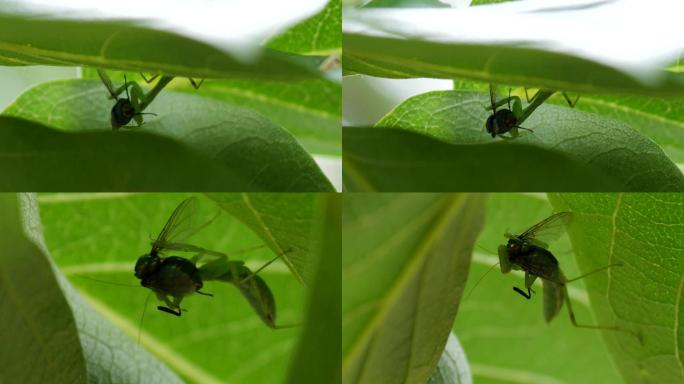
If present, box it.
[157,306,181,316]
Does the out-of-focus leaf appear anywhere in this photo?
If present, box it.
[286,194,342,384]
[342,193,485,384]
[343,2,684,95]
[0,0,328,79]
[0,116,252,191]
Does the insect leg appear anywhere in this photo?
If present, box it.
[188,78,204,90]
[157,306,181,316]
[562,284,627,333]
[510,95,523,117]
[513,286,532,299]
[156,294,182,316]
[191,248,228,265]
[562,92,580,108]
[138,75,174,111]
[140,73,159,83]
[97,69,120,99]
[565,262,623,283]
[237,248,293,285]
[524,88,542,103]
[525,272,537,294]
[196,290,214,297]
[489,96,518,111]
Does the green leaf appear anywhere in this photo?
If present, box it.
[173,78,341,156]
[206,193,327,285]
[363,0,450,8]
[342,91,684,191]
[548,193,684,383]
[286,195,342,384]
[0,116,255,190]
[342,193,485,384]
[37,193,329,383]
[456,193,622,384]
[427,332,472,384]
[2,80,334,191]
[0,193,183,384]
[268,0,342,56]
[0,1,327,79]
[0,193,86,384]
[552,93,684,163]
[343,6,684,95]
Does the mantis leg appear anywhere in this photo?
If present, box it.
[510,96,523,117]
[138,75,174,111]
[140,73,159,83]
[126,82,148,126]
[489,96,522,111]
[524,88,540,103]
[513,272,537,299]
[188,78,204,89]
[97,69,131,99]
[562,285,631,334]
[237,248,293,285]
[156,294,182,316]
[562,92,580,107]
[190,248,228,265]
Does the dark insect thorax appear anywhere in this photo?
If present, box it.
[111,98,135,127]
[142,256,203,297]
[486,109,518,137]
[507,239,560,281]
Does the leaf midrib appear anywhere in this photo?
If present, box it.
[342,195,465,377]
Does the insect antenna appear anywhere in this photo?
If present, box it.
[123,74,130,101]
[72,274,138,288]
[507,88,512,110]
[464,261,500,300]
[138,291,152,345]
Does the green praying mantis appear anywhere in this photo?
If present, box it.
[470,212,641,342]
[97,69,204,129]
[485,85,580,138]
[133,196,294,329]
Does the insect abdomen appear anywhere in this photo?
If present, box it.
[516,246,560,281]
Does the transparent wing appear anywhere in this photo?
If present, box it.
[152,197,200,251]
[518,212,573,245]
[489,83,497,111]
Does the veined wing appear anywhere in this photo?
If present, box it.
[155,241,227,259]
[518,212,573,245]
[489,83,497,111]
[152,197,207,252]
